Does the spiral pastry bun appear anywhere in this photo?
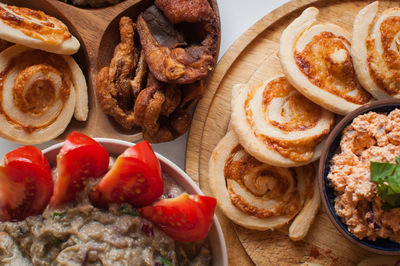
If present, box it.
[280,7,372,115]
[352,1,400,99]
[0,3,80,55]
[0,45,87,144]
[208,131,314,231]
[231,76,334,167]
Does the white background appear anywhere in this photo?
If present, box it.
[0,0,291,169]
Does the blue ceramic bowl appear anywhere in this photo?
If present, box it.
[319,99,400,255]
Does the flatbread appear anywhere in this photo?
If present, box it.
[208,131,313,231]
[0,3,80,55]
[231,75,334,167]
[352,1,400,99]
[0,45,87,144]
[279,7,372,115]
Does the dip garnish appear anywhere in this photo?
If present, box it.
[370,156,400,209]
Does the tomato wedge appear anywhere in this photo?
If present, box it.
[90,141,163,208]
[139,194,217,242]
[0,146,53,221]
[49,132,109,208]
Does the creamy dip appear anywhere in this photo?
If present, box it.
[0,161,212,265]
[328,109,400,241]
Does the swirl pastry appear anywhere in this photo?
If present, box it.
[352,2,400,99]
[0,3,80,55]
[209,131,314,231]
[0,45,87,144]
[231,76,334,167]
[280,7,372,115]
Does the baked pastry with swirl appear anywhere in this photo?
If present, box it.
[280,7,372,115]
[208,131,318,235]
[352,1,400,99]
[0,3,80,55]
[0,45,87,144]
[231,75,334,167]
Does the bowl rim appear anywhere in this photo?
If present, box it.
[42,137,228,266]
[318,98,400,255]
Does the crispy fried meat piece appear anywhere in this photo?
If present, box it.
[180,80,204,111]
[137,2,219,84]
[108,16,138,111]
[130,49,147,98]
[133,73,191,143]
[96,66,137,128]
[96,17,139,129]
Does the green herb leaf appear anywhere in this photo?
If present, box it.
[52,211,66,219]
[370,161,396,183]
[158,256,173,266]
[370,159,400,209]
[50,238,64,248]
[119,205,138,217]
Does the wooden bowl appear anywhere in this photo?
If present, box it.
[2,0,220,142]
[318,99,400,255]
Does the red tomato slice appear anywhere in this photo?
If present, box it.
[139,194,217,242]
[49,132,109,208]
[0,146,53,221]
[90,141,163,208]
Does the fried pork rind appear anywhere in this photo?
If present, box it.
[96,17,138,129]
[96,2,218,143]
[137,1,218,84]
[134,74,191,143]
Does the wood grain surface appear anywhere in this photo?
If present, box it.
[184,1,400,265]
[2,0,219,143]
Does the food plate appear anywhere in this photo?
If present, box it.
[1,0,219,143]
[43,138,228,266]
[185,0,400,265]
[319,99,400,256]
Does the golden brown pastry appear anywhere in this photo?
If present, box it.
[231,75,334,167]
[0,3,79,55]
[280,7,372,115]
[352,1,400,99]
[208,131,314,231]
[0,45,87,144]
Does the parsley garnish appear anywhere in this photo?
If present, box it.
[119,205,138,217]
[50,238,64,248]
[52,211,66,219]
[158,256,173,266]
[370,156,400,209]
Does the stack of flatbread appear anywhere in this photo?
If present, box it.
[0,3,87,144]
[209,1,400,240]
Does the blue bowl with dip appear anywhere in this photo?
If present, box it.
[319,99,400,255]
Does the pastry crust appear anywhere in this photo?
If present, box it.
[0,3,79,55]
[231,75,334,167]
[289,164,320,241]
[0,45,87,144]
[280,7,372,115]
[208,131,312,231]
[352,1,400,99]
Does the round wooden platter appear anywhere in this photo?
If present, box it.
[185,0,399,265]
[2,0,219,143]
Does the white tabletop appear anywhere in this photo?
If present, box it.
[0,0,291,170]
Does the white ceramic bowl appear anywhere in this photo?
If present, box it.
[43,138,228,266]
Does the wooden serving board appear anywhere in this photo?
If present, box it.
[2,0,219,143]
[185,0,399,265]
